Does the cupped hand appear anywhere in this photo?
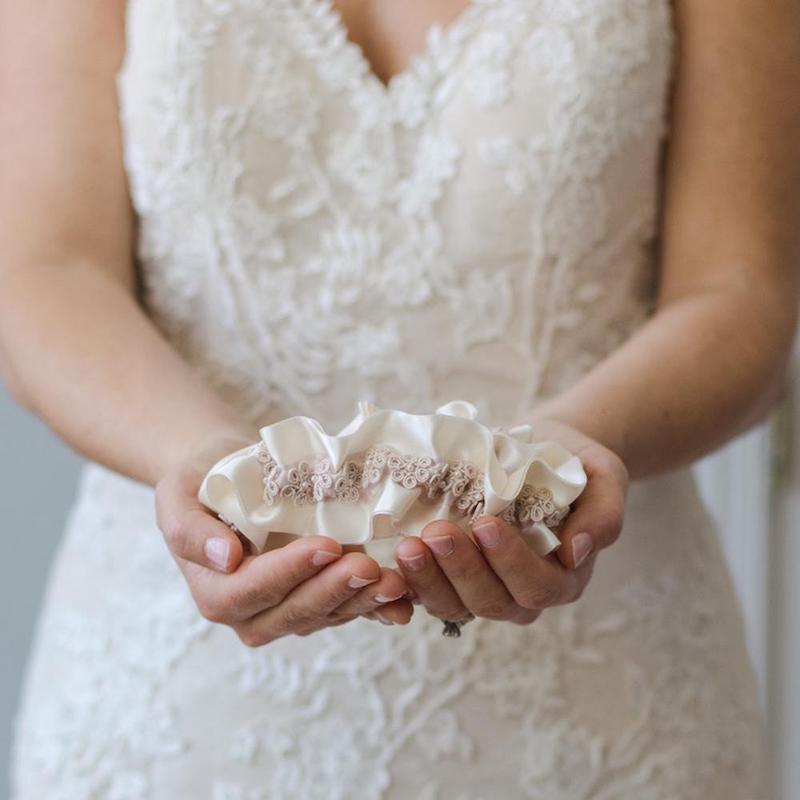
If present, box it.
[393,420,628,625]
[154,431,414,646]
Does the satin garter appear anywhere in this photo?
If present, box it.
[197,399,587,556]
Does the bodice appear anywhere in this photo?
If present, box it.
[117,0,674,431]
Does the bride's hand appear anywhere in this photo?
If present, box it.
[393,420,628,625]
[154,432,414,646]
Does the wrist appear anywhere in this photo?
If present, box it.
[150,418,258,488]
[520,396,591,439]
[522,396,633,472]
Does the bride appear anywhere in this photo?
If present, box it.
[3,0,798,797]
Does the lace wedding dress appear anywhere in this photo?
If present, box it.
[10,1,770,798]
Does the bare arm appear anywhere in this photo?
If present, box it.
[527,0,800,480]
[0,0,253,488]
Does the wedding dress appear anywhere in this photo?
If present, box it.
[10,1,770,798]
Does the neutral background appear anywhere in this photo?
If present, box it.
[1,353,798,798]
[1,384,82,797]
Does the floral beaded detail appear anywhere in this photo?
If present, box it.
[499,484,570,531]
[253,443,281,503]
[253,441,569,529]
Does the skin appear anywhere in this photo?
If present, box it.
[1,0,798,639]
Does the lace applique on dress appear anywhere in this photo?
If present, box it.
[115,0,675,430]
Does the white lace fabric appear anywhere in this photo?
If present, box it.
[113,0,670,432]
[10,1,770,798]
[198,398,586,553]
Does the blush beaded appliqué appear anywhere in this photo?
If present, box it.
[253,440,571,531]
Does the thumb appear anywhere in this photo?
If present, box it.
[156,471,245,573]
[554,461,626,570]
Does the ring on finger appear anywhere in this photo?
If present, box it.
[441,612,476,638]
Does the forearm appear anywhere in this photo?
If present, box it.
[0,260,258,487]
[525,282,797,480]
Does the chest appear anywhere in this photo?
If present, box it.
[119,0,676,268]
[329,0,472,87]
[117,0,676,421]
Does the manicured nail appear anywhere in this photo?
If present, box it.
[311,549,339,567]
[374,592,404,604]
[204,537,230,569]
[425,535,455,557]
[348,575,379,589]
[374,611,394,626]
[572,532,593,567]
[473,521,500,548]
[397,553,426,571]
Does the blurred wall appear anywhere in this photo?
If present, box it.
[768,350,800,800]
[694,332,800,800]
[0,381,82,798]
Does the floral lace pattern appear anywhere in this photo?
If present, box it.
[11,463,768,800]
[253,441,570,529]
[10,0,769,798]
[111,0,678,432]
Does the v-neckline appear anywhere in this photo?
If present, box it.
[318,0,481,95]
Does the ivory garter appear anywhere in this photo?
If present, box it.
[197,399,587,556]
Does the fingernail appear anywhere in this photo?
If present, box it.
[348,575,379,589]
[374,592,404,604]
[572,532,593,567]
[204,537,230,569]
[374,611,394,626]
[473,521,500,549]
[425,534,455,557]
[397,553,426,571]
[311,549,340,567]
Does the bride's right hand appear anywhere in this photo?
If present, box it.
[154,432,414,646]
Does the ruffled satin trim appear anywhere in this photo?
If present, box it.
[197,399,587,556]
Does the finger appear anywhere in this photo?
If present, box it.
[363,599,415,625]
[183,535,345,623]
[385,566,418,601]
[554,452,627,570]
[420,520,517,620]
[394,536,470,621]
[156,470,245,573]
[325,601,415,628]
[506,606,543,626]
[471,515,589,609]
[237,551,382,645]
[332,566,409,619]
[334,550,414,622]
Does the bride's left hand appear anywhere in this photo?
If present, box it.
[392,420,629,625]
